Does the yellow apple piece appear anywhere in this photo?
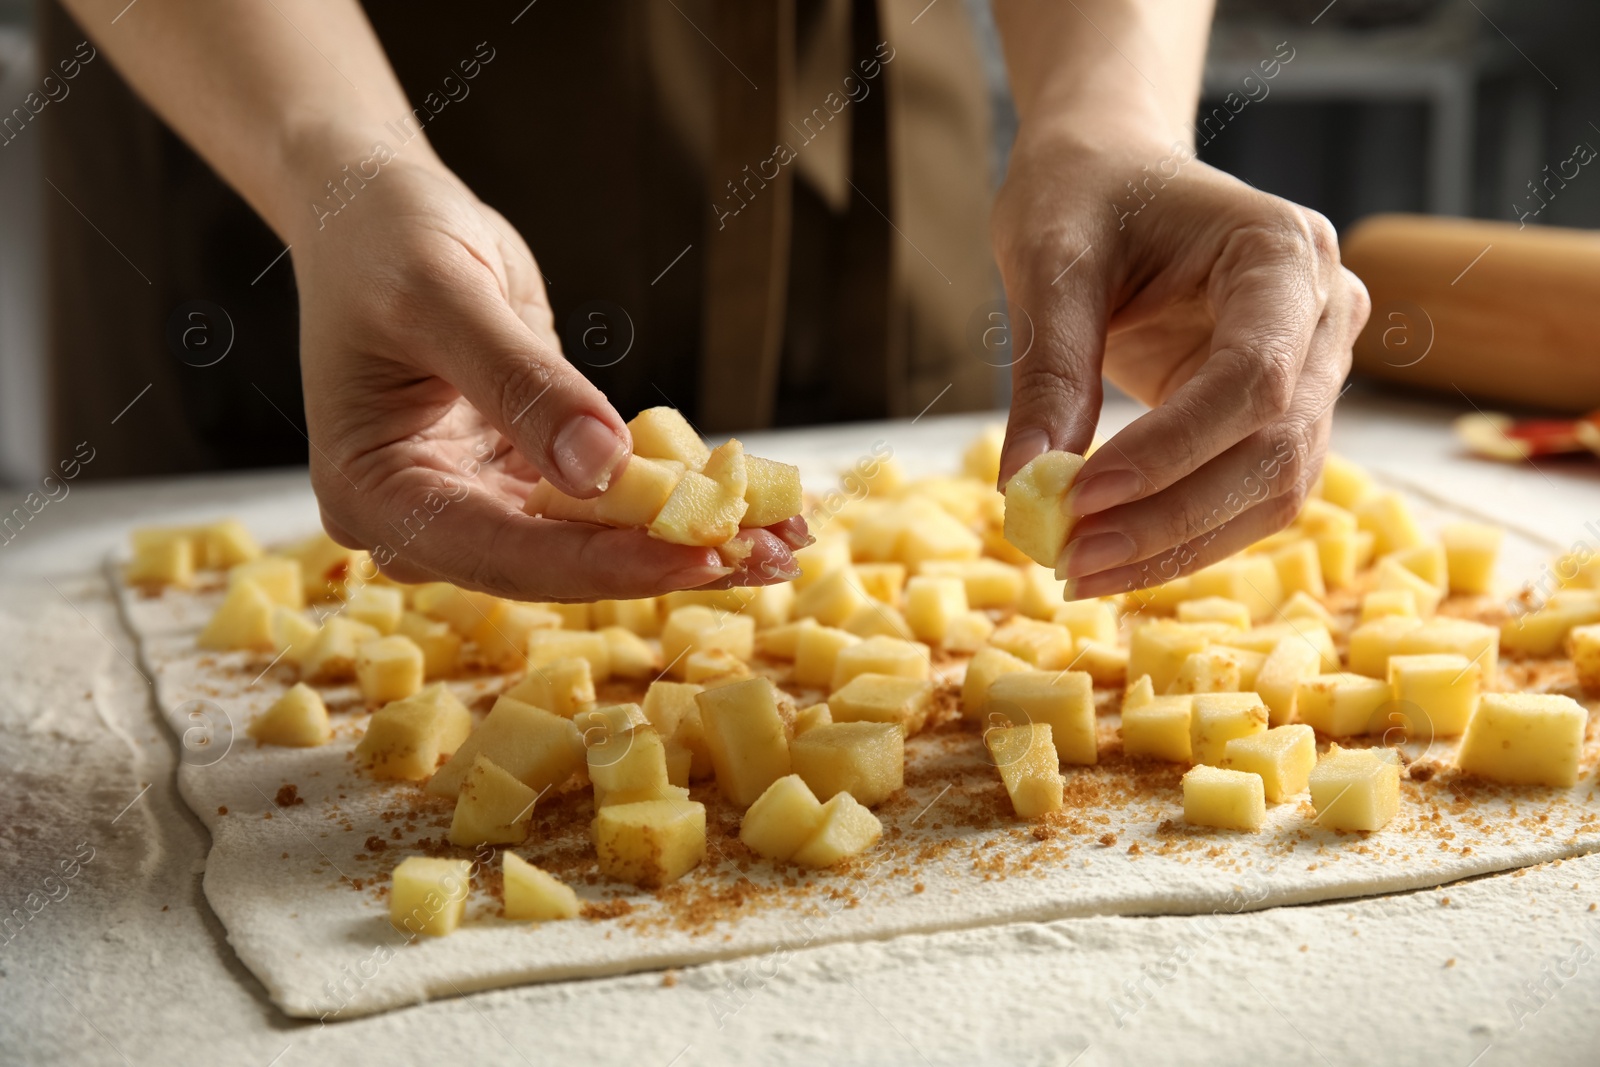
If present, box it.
[1270,539,1327,599]
[1354,491,1425,556]
[1440,521,1502,595]
[985,670,1097,765]
[344,583,403,634]
[588,725,684,808]
[1456,692,1586,788]
[960,646,1032,720]
[1374,557,1441,617]
[789,721,904,807]
[1316,452,1375,509]
[601,625,661,680]
[627,406,711,468]
[1294,672,1389,739]
[1188,556,1283,621]
[1127,621,1235,694]
[1386,541,1449,592]
[571,701,649,745]
[739,774,826,862]
[920,558,1025,610]
[648,462,748,547]
[1167,647,1245,695]
[1571,623,1600,694]
[742,455,804,527]
[472,603,563,672]
[985,722,1064,819]
[1360,589,1417,624]
[854,562,908,604]
[1002,450,1085,567]
[1254,635,1323,726]
[1182,765,1266,831]
[389,856,470,937]
[988,617,1077,670]
[426,694,584,799]
[946,610,997,654]
[844,602,917,642]
[1386,653,1478,737]
[1344,615,1423,679]
[592,455,685,527]
[356,685,473,781]
[695,677,792,807]
[1120,691,1193,763]
[684,648,752,683]
[792,702,833,736]
[1188,692,1268,766]
[526,628,612,680]
[756,617,820,660]
[661,605,755,677]
[128,535,199,589]
[1501,594,1600,658]
[790,792,882,868]
[1054,599,1120,645]
[593,798,707,887]
[791,566,872,628]
[641,679,701,738]
[1073,638,1128,688]
[963,424,1005,485]
[1281,590,1336,628]
[502,853,579,922]
[412,582,506,636]
[299,616,381,682]
[830,635,930,691]
[1223,724,1315,802]
[826,673,935,735]
[397,610,463,678]
[283,530,365,602]
[228,556,304,609]
[448,755,539,847]
[791,624,860,688]
[197,579,276,652]
[1017,565,1067,620]
[1308,744,1401,831]
[248,682,330,747]
[504,655,595,718]
[1176,596,1251,631]
[355,635,425,705]
[592,597,662,637]
[904,575,969,644]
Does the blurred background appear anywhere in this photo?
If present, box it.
[0,0,1596,487]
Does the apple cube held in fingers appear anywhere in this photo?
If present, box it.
[1002,450,1086,568]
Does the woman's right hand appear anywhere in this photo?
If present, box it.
[290,158,805,601]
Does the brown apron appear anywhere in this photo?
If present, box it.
[40,0,997,479]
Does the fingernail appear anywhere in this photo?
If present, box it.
[1057,531,1136,579]
[678,564,735,585]
[1066,470,1145,516]
[997,429,1050,490]
[553,415,628,493]
[1061,578,1082,601]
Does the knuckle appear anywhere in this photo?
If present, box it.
[1299,209,1340,265]
[1243,350,1299,423]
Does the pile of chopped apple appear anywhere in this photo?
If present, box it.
[140,417,1600,937]
[524,407,803,547]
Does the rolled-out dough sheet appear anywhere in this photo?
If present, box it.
[114,489,1600,1021]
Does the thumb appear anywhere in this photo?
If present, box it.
[996,258,1109,489]
[445,299,633,499]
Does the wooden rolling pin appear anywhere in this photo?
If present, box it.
[1341,214,1600,413]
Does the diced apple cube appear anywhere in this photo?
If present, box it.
[1128,620,1233,693]
[588,725,680,807]
[741,455,803,527]
[355,636,425,704]
[593,798,707,887]
[426,695,584,799]
[448,755,539,846]
[1316,453,1375,509]
[1121,693,1193,763]
[1387,541,1449,592]
[397,611,462,678]
[854,562,908,604]
[791,624,860,688]
[596,626,658,681]
[1294,672,1390,738]
[572,701,650,745]
[790,793,882,868]
[541,600,592,630]
[1308,744,1401,831]
[1002,450,1085,567]
[504,655,595,718]
[1270,539,1327,599]
[1188,556,1283,622]
[389,857,470,937]
[963,425,1005,485]
[1189,692,1268,766]
[628,406,710,467]
[740,775,826,861]
[756,618,820,661]
[845,602,917,642]
[1017,565,1067,620]
[592,455,683,527]
[989,617,1077,670]
[986,722,1064,818]
[1571,624,1600,694]
[662,605,754,677]
[986,670,1097,765]
[1439,522,1501,595]
[503,853,579,922]
[126,534,195,588]
[1456,692,1586,788]
[1386,654,1478,737]
[791,566,872,628]
[1167,647,1245,695]
[904,575,969,644]
[1223,724,1315,802]
[789,721,904,807]
[792,702,833,736]
[1074,638,1128,688]
[1055,599,1120,644]
[1375,557,1441,617]
[695,677,792,807]
[1313,529,1361,590]
[228,557,304,610]
[896,501,983,566]
[470,604,561,672]
[1360,589,1417,624]
[526,628,612,681]
[300,616,381,682]
[945,610,997,654]
[792,533,852,591]
[919,559,1024,610]
[248,682,330,747]
[1346,616,1423,679]
[960,646,1032,720]
[1182,765,1266,831]
[1177,597,1251,630]
[1255,636,1323,726]
[198,579,276,652]
[1501,597,1600,658]
[1354,491,1424,556]
[1281,590,1335,628]
[684,648,751,683]
[1399,618,1500,688]
[641,680,701,738]
[649,469,748,546]
[593,597,663,637]
[830,635,930,691]
[357,685,473,780]
[827,674,935,736]
[412,582,505,636]
[345,583,403,634]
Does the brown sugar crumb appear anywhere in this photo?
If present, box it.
[1098,833,1118,848]
[662,970,679,987]
[1445,958,1456,968]
[275,784,303,807]
[912,883,926,894]
[364,835,388,853]
[161,905,169,912]
[1127,842,1142,855]
[1299,944,1309,953]
[582,899,636,921]
[1440,897,1451,906]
